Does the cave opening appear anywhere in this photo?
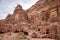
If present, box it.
[46,29,49,34]
[24,31,28,35]
[38,28,40,31]
[0,31,4,34]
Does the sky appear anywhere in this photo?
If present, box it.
[0,0,38,19]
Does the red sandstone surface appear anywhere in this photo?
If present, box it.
[0,0,60,40]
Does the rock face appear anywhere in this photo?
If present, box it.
[13,4,28,22]
[27,0,58,22]
[0,4,29,33]
[0,0,60,40]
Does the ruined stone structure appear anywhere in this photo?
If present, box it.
[0,0,60,40]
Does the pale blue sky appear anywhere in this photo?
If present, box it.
[0,0,38,19]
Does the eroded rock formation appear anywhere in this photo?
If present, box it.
[0,0,60,40]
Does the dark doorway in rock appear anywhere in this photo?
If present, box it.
[0,31,4,34]
[38,29,40,31]
[46,29,49,34]
[24,31,28,35]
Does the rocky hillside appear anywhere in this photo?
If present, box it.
[0,0,60,40]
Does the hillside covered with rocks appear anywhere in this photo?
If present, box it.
[0,0,60,40]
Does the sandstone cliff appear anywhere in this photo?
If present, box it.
[0,0,60,40]
[27,0,59,23]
